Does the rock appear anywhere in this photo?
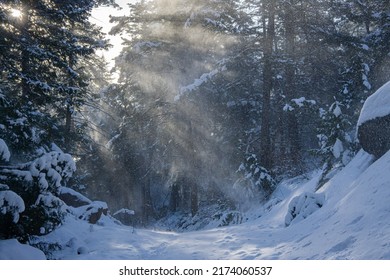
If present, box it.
[357,81,390,158]
[58,187,91,208]
[357,115,390,158]
[112,208,135,226]
[78,201,109,224]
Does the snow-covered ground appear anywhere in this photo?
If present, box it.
[2,148,389,260]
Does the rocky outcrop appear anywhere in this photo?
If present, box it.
[357,115,390,158]
[58,187,91,208]
[77,201,109,224]
[112,208,135,226]
[357,81,390,158]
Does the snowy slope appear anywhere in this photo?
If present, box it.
[0,239,46,260]
[5,148,384,260]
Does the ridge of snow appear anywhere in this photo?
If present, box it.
[357,80,390,127]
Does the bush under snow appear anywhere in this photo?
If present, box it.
[0,189,25,224]
[0,140,77,240]
[0,139,10,162]
[285,192,325,226]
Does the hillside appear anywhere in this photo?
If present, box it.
[2,148,389,260]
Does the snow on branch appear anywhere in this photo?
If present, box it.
[0,139,10,162]
[283,97,316,112]
[0,190,25,223]
[113,208,135,216]
[175,61,227,102]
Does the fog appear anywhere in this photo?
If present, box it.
[85,0,251,224]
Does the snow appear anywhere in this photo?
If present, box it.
[332,138,344,159]
[357,80,390,127]
[176,69,220,101]
[362,73,372,90]
[106,133,121,149]
[0,148,385,260]
[283,97,316,111]
[0,239,46,260]
[283,104,294,112]
[113,208,135,216]
[175,63,227,101]
[291,97,316,107]
[59,186,92,205]
[0,139,10,161]
[285,192,325,226]
[133,41,161,53]
[29,152,77,188]
[332,103,342,117]
[292,97,307,107]
[0,190,25,223]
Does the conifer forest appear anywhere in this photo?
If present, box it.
[1,1,390,260]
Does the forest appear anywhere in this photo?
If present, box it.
[1,0,390,246]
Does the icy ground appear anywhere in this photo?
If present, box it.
[1,149,390,260]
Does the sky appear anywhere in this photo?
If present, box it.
[91,0,137,67]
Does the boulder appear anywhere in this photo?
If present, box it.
[112,208,135,226]
[357,115,390,158]
[357,81,390,158]
[58,187,91,208]
[77,201,108,224]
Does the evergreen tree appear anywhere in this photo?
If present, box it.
[0,0,111,156]
[0,139,76,241]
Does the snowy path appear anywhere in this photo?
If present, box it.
[38,150,390,260]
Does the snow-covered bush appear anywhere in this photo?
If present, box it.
[0,140,26,239]
[236,153,276,199]
[315,101,357,188]
[0,188,25,223]
[0,139,10,162]
[285,192,325,226]
[0,140,76,241]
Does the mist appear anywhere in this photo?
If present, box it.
[80,0,252,225]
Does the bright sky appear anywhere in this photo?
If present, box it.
[91,0,137,67]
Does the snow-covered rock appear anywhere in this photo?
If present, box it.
[357,81,390,157]
[285,192,325,226]
[112,208,135,226]
[59,187,92,207]
[75,201,109,224]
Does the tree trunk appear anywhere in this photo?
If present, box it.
[21,10,30,101]
[169,183,180,212]
[284,1,301,169]
[260,0,276,170]
[141,177,153,226]
[188,120,199,216]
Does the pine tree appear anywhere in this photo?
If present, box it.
[0,0,110,156]
[0,138,76,241]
